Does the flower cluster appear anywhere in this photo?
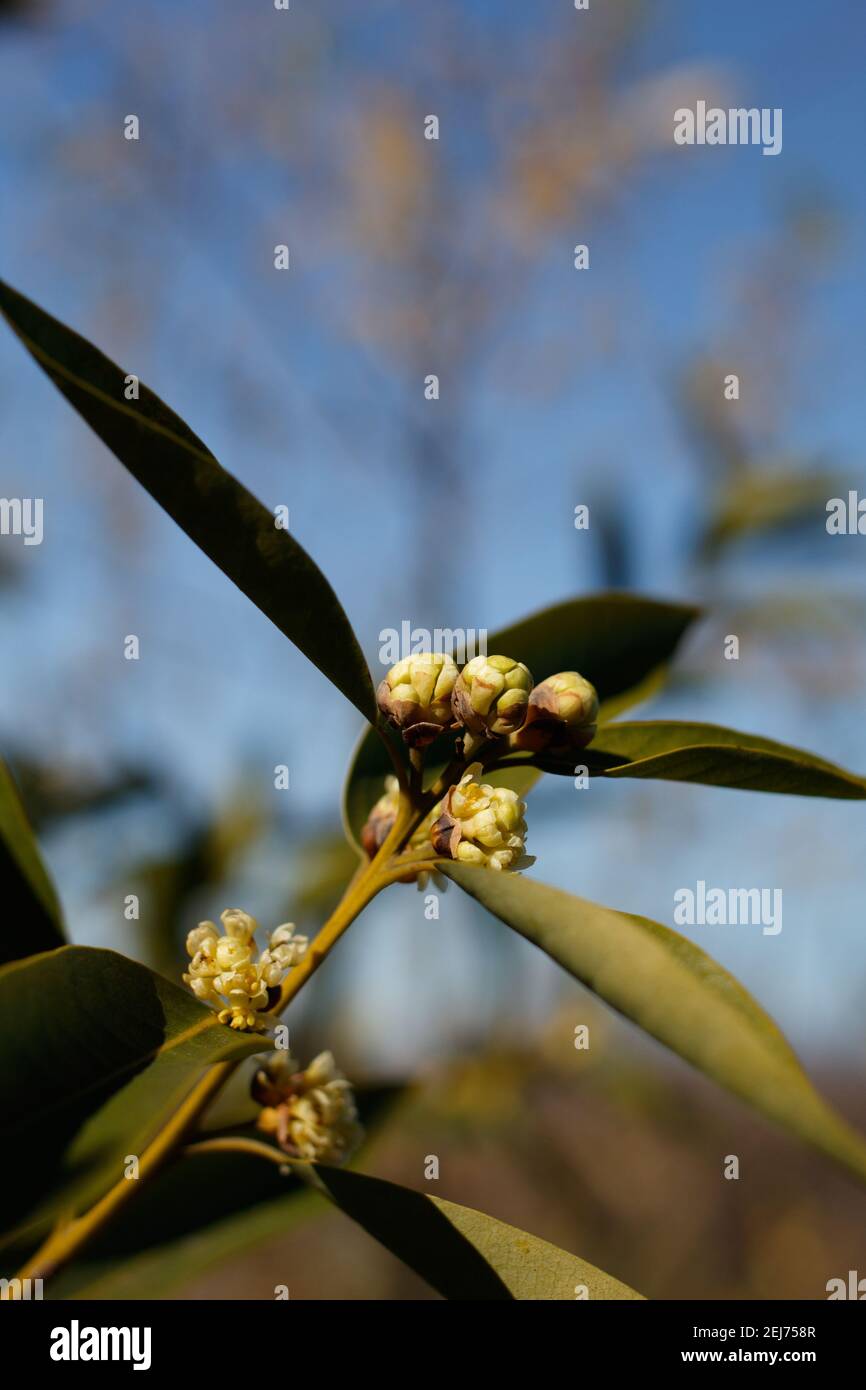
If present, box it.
[377,649,597,756]
[252,1051,362,1165]
[183,909,308,1031]
[430,764,534,872]
[371,647,599,873]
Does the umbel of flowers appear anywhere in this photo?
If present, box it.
[368,650,599,873]
[183,909,308,1031]
[252,1051,362,1165]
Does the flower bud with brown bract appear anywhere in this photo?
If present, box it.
[430,764,534,872]
[513,670,599,752]
[451,654,533,738]
[360,774,401,858]
[376,652,459,747]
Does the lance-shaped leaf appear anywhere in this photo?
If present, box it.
[443,866,866,1187]
[50,1154,642,1300]
[524,721,866,799]
[0,279,376,722]
[342,594,699,847]
[0,756,64,965]
[310,1165,644,1300]
[0,946,266,1245]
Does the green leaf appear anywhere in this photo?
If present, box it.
[50,1154,641,1301]
[0,946,266,1243]
[342,594,699,847]
[0,278,376,722]
[443,866,866,1186]
[311,1165,644,1299]
[41,1153,317,1300]
[0,756,64,965]
[490,593,700,719]
[541,721,866,799]
[51,1188,318,1300]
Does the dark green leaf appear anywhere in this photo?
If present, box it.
[0,946,266,1243]
[31,1088,404,1297]
[0,756,64,965]
[490,593,700,718]
[575,721,866,799]
[444,866,866,1186]
[42,1154,317,1300]
[0,278,376,721]
[54,1154,641,1301]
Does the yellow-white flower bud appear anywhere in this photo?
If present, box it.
[376,652,459,747]
[186,921,218,957]
[451,655,533,738]
[220,908,258,942]
[515,670,599,752]
[260,923,308,982]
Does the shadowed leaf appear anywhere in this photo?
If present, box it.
[311,1165,644,1300]
[0,278,376,721]
[0,755,64,965]
[0,946,266,1243]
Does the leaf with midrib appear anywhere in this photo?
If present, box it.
[0,278,376,722]
[0,756,65,965]
[51,1154,643,1300]
[443,866,866,1187]
[0,945,266,1242]
[533,720,866,799]
[311,1165,644,1299]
